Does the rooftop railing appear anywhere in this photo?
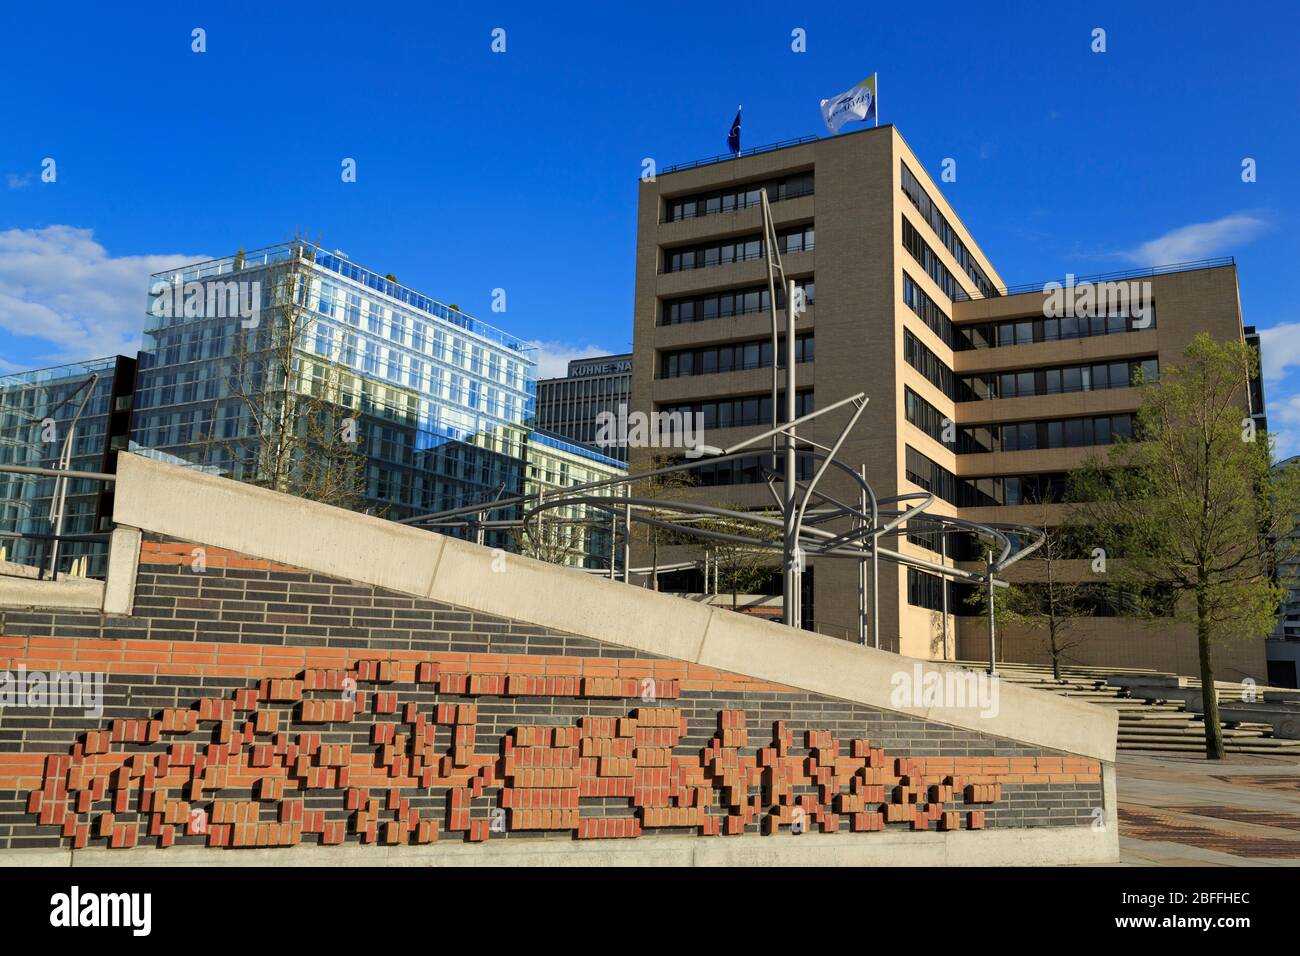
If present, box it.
[150,242,534,356]
[952,257,1236,302]
[660,135,820,175]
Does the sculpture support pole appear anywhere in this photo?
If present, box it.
[783,278,800,629]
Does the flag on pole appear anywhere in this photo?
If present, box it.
[727,107,742,154]
[819,74,877,134]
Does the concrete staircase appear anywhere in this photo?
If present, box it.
[956,660,1300,755]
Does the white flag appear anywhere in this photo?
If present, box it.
[819,74,877,134]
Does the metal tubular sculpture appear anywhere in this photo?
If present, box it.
[400,439,1045,670]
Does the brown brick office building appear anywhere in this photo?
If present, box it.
[629,125,1267,680]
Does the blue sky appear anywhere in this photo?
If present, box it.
[1,0,1298,453]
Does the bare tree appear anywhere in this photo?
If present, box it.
[969,496,1094,680]
[700,503,780,611]
[631,455,695,590]
[510,505,586,566]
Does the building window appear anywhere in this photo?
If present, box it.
[661,280,815,326]
[902,217,959,300]
[900,162,998,298]
[958,309,1158,350]
[659,390,813,429]
[907,567,946,611]
[659,334,813,378]
[904,387,950,447]
[960,358,1158,400]
[662,227,814,273]
[663,172,814,223]
[903,329,958,400]
[958,413,1135,453]
[902,273,958,347]
[684,453,814,487]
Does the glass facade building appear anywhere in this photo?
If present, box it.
[0,355,136,576]
[131,242,624,568]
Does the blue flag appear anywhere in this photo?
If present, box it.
[727,108,741,154]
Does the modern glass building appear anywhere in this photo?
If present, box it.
[536,354,633,462]
[130,241,624,568]
[0,355,136,576]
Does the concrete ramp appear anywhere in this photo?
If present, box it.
[0,453,1117,865]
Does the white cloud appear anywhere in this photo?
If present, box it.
[1123,213,1269,265]
[6,173,32,190]
[527,340,617,379]
[1259,322,1300,383]
[0,226,207,362]
[1270,392,1300,462]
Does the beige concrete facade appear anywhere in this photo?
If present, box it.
[630,126,1263,679]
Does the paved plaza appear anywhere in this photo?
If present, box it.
[1117,752,1300,865]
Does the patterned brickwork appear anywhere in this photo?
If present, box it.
[0,536,1104,851]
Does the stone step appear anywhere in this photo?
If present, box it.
[1120,742,1300,754]
[1118,732,1300,748]
[1119,727,1267,739]
[970,662,1297,749]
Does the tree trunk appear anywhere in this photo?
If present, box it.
[650,530,660,591]
[1048,622,1062,681]
[1196,587,1226,760]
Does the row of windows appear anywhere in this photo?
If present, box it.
[907,567,947,611]
[902,273,958,347]
[660,280,815,326]
[907,446,1025,508]
[905,314,1158,409]
[142,306,533,425]
[905,528,987,561]
[658,335,814,379]
[959,309,1157,350]
[659,390,815,430]
[902,217,961,300]
[907,388,1135,457]
[902,271,1157,354]
[313,281,528,389]
[961,359,1158,401]
[961,413,1135,454]
[906,446,1079,509]
[903,387,950,447]
[905,446,962,506]
[900,163,999,299]
[903,329,958,401]
[663,227,814,274]
[686,454,814,487]
[663,172,814,223]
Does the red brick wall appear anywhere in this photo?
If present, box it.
[0,538,1103,852]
